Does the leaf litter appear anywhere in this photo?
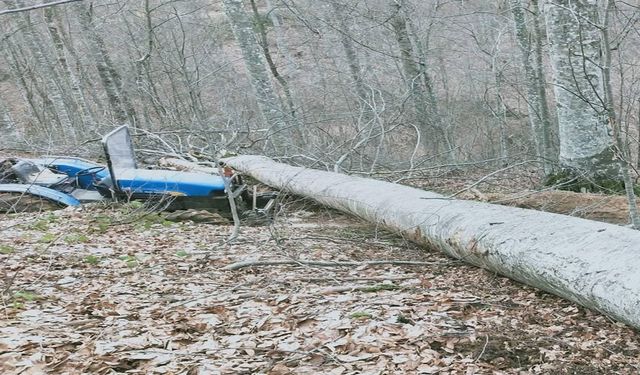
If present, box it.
[1,203,639,374]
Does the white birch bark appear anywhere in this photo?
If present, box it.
[44,7,95,131]
[598,0,640,229]
[225,155,640,330]
[222,0,289,152]
[510,0,554,174]
[77,3,138,127]
[544,0,617,177]
[0,97,20,149]
[331,2,369,104]
[4,0,75,135]
[264,0,298,73]
[389,0,456,163]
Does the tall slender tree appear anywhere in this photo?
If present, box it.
[77,2,138,127]
[222,0,289,152]
[4,0,76,137]
[388,0,455,163]
[544,0,618,179]
[0,95,19,149]
[599,0,640,228]
[510,0,555,174]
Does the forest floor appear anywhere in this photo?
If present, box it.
[1,201,640,374]
[1,165,640,374]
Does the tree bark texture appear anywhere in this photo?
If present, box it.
[249,0,299,127]
[331,2,368,104]
[389,0,455,163]
[222,0,289,151]
[0,97,19,149]
[225,155,640,330]
[77,3,138,127]
[44,7,95,131]
[4,0,75,135]
[544,0,617,178]
[598,0,640,229]
[510,0,554,174]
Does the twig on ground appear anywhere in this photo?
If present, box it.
[447,160,539,199]
[280,276,415,283]
[222,259,452,271]
[474,334,490,362]
[320,284,401,294]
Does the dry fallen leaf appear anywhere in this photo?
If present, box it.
[0,204,639,374]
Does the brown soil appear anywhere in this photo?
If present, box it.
[461,189,634,225]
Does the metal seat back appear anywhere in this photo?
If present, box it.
[101,125,137,191]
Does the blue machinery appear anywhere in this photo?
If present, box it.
[0,126,246,214]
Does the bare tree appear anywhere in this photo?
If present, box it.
[222,0,290,152]
[599,0,640,228]
[388,0,456,163]
[0,95,19,149]
[3,0,76,137]
[510,0,555,174]
[44,6,95,130]
[544,0,618,179]
[76,2,138,127]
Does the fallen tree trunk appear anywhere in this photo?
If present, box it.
[224,155,640,329]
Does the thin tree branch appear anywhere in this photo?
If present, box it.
[0,0,84,16]
[222,259,452,271]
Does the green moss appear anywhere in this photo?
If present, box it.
[13,290,40,302]
[396,314,414,324]
[544,169,640,195]
[350,311,373,320]
[252,12,274,30]
[91,215,112,234]
[119,254,138,268]
[134,214,173,231]
[39,233,57,243]
[362,284,400,293]
[64,233,90,245]
[0,244,15,254]
[84,255,101,265]
[30,219,50,232]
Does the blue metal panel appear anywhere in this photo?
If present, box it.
[0,184,81,207]
[115,169,226,196]
[34,157,109,189]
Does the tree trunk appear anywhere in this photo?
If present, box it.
[77,3,138,127]
[264,0,297,73]
[128,0,168,127]
[599,0,640,229]
[44,6,95,131]
[530,0,557,163]
[222,0,289,152]
[249,0,300,129]
[389,0,455,164]
[331,2,369,105]
[0,96,19,149]
[224,155,640,330]
[1,37,45,129]
[544,0,617,178]
[4,0,75,137]
[510,0,554,174]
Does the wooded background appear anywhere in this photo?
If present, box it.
[1,0,638,180]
